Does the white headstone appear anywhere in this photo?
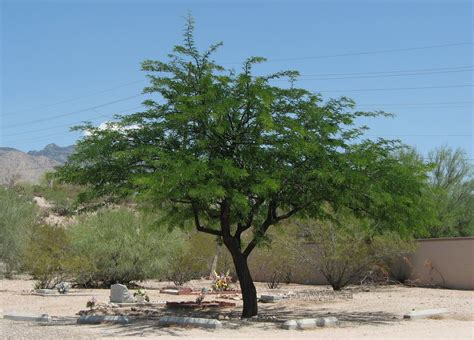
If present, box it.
[110,284,135,303]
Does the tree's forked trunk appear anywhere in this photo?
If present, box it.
[232,253,258,318]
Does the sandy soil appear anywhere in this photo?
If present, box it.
[1,278,473,339]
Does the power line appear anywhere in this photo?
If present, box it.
[318,84,473,93]
[3,80,146,117]
[356,101,473,107]
[2,94,145,129]
[3,65,470,120]
[366,134,472,137]
[2,106,144,139]
[292,66,472,77]
[3,85,471,131]
[287,69,472,81]
[3,99,472,139]
[223,42,473,64]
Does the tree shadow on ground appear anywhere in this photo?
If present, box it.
[42,302,400,337]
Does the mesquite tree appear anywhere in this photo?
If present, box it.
[57,17,430,318]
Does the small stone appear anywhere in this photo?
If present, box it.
[217,314,225,320]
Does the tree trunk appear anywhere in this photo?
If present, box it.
[231,252,258,318]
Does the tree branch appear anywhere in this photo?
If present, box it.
[192,204,222,237]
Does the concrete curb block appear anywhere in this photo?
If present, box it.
[403,308,448,320]
[282,317,340,330]
[77,315,130,324]
[3,312,52,322]
[259,295,282,303]
[158,316,223,329]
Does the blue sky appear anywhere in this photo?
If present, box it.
[1,0,472,159]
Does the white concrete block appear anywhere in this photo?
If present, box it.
[282,319,297,330]
[403,308,448,320]
[316,316,340,327]
[77,315,130,324]
[158,316,223,329]
[296,318,317,329]
[260,295,282,303]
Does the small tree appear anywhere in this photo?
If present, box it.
[57,17,431,317]
[427,146,474,237]
[24,225,72,289]
[67,208,182,287]
[0,186,37,277]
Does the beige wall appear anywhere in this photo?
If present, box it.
[400,237,474,290]
[250,237,474,290]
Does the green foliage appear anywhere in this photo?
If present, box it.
[426,146,474,237]
[56,17,432,316]
[24,225,74,289]
[67,208,182,287]
[301,214,415,290]
[0,186,37,277]
[57,17,430,249]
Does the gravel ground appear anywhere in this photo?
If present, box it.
[1,278,473,339]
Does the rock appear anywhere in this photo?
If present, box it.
[217,314,225,320]
[110,284,135,303]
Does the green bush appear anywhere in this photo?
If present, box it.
[67,208,183,287]
[165,232,217,286]
[24,225,75,289]
[0,186,37,277]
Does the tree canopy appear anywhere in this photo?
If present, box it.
[57,16,432,317]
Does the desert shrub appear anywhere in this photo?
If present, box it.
[67,208,182,287]
[23,225,76,289]
[0,186,37,277]
[165,232,216,286]
[302,216,415,290]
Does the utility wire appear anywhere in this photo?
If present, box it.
[3,80,146,117]
[3,94,145,129]
[222,42,473,64]
[3,65,470,118]
[284,69,472,81]
[2,106,144,138]
[2,101,472,139]
[318,84,473,93]
[2,85,471,131]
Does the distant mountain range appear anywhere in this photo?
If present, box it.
[28,143,75,163]
[0,144,75,185]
